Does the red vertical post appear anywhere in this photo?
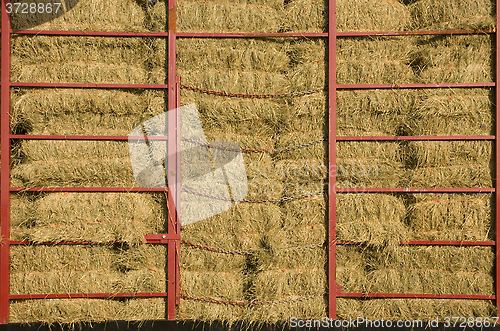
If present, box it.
[175,75,181,305]
[328,0,338,320]
[496,0,500,318]
[167,0,177,320]
[0,0,10,324]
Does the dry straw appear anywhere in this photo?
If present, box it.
[10,244,167,323]
[407,193,492,241]
[12,36,154,84]
[337,90,415,137]
[415,34,494,83]
[406,141,493,188]
[366,246,495,295]
[288,38,415,88]
[11,140,137,188]
[406,88,494,136]
[11,299,166,324]
[148,0,282,33]
[283,0,410,32]
[362,299,495,320]
[408,0,496,30]
[11,0,148,32]
[11,192,165,244]
[337,194,408,247]
[11,89,166,136]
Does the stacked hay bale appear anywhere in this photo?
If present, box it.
[175,38,289,322]
[407,0,495,30]
[149,0,283,33]
[248,2,415,322]
[283,0,410,33]
[10,245,168,323]
[9,11,170,323]
[11,0,148,31]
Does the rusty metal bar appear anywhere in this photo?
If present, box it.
[339,293,495,300]
[496,0,500,317]
[337,135,496,141]
[338,82,495,89]
[10,293,170,300]
[328,0,337,320]
[0,0,10,324]
[9,187,168,192]
[11,82,168,89]
[337,188,495,193]
[10,135,168,141]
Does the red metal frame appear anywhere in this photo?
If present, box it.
[0,0,10,324]
[327,0,337,319]
[496,0,500,317]
[0,0,498,324]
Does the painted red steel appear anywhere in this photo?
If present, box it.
[10,135,168,141]
[10,29,495,38]
[339,293,495,300]
[338,82,495,89]
[12,30,169,37]
[175,76,181,305]
[0,0,10,324]
[9,187,168,192]
[11,234,182,245]
[328,0,338,320]
[339,241,496,246]
[337,188,495,193]
[166,2,178,315]
[337,135,496,141]
[496,0,500,317]
[12,82,168,89]
[10,293,170,300]
[337,29,495,37]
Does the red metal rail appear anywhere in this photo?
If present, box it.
[10,293,170,300]
[339,293,495,300]
[328,0,337,320]
[0,0,10,324]
[496,0,500,317]
[337,83,495,89]
[10,29,495,38]
[337,135,496,141]
[336,188,495,193]
[339,240,496,246]
[9,187,169,192]
[11,82,169,89]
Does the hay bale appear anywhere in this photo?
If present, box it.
[416,35,494,83]
[406,88,494,136]
[149,0,282,33]
[12,36,153,84]
[337,141,405,188]
[11,140,136,188]
[408,193,492,241]
[366,246,494,295]
[362,299,495,320]
[284,0,410,32]
[11,0,148,32]
[338,90,414,136]
[11,244,166,295]
[11,89,166,136]
[10,192,165,244]
[10,298,166,324]
[288,38,415,88]
[337,194,408,247]
[406,141,493,188]
[408,0,495,30]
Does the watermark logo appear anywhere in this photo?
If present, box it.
[128,104,248,226]
[5,1,81,29]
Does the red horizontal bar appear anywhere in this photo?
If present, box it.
[337,29,495,37]
[338,240,495,246]
[10,292,169,300]
[337,188,495,193]
[337,135,495,141]
[339,293,495,300]
[338,83,495,89]
[10,29,495,38]
[10,187,167,192]
[10,135,168,141]
[11,82,168,89]
[11,234,181,246]
[11,30,169,37]
[176,32,328,38]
